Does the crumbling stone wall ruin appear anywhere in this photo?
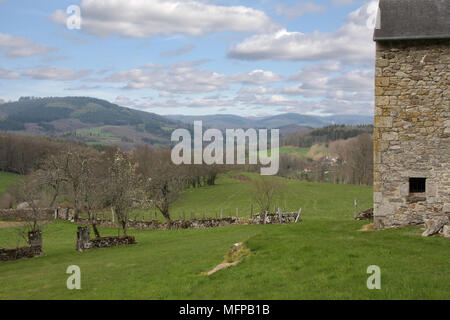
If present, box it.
[0,230,43,261]
[76,226,137,252]
[250,212,302,224]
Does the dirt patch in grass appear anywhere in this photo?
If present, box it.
[0,221,51,228]
[358,223,374,232]
[203,242,250,276]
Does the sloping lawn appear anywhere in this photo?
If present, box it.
[0,171,21,194]
[0,174,448,299]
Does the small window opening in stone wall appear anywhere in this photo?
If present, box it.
[409,178,426,193]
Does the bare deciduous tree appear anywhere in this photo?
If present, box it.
[250,176,284,214]
[105,150,140,236]
[134,147,185,222]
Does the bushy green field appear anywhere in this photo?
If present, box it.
[279,146,310,157]
[251,147,310,160]
[75,127,121,140]
[0,173,449,299]
[0,171,21,194]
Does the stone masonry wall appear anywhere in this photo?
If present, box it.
[374,39,450,229]
[76,226,137,251]
[0,230,43,262]
[76,212,302,231]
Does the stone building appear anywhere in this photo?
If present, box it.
[373,0,450,229]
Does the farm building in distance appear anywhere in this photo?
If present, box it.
[373,0,450,229]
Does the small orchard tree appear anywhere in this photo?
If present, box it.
[79,153,105,238]
[250,176,284,214]
[36,153,68,208]
[105,150,140,236]
[134,147,185,222]
[9,173,48,248]
[144,151,185,222]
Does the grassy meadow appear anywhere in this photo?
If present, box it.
[251,146,311,160]
[0,171,21,194]
[0,172,449,299]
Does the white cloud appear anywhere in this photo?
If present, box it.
[50,0,278,37]
[161,44,195,58]
[96,63,282,94]
[228,1,377,66]
[0,33,56,58]
[0,67,20,79]
[230,69,283,85]
[331,0,356,6]
[24,67,92,80]
[276,2,327,19]
[65,85,102,91]
[234,60,374,114]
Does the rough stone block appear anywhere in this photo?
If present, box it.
[443,203,450,213]
[422,216,449,237]
[375,77,390,87]
[442,225,450,238]
[375,116,393,128]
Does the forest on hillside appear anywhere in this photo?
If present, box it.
[281,124,374,148]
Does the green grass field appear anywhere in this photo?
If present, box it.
[0,173,449,299]
[279,146,310,157]
[75,127,121,141]
[0,171,21,194]
[251,146,310,159]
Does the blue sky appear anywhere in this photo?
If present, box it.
[0,0,378,116]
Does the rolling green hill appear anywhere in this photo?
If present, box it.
[0,97,188,148]
[168,113,373,131]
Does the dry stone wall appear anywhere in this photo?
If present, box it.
[374,39,450,229]
[250,212,301,224]
[0,230,43,262]
[76,212,302,231]
[76,226,137,251]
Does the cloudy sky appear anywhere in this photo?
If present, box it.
[0,0,378,116]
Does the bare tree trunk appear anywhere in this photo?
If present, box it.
[49,190,59,208]
[88,211,101,238]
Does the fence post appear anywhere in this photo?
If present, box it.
[354,198,358,219]
[220,208,223,219]
[236,208,239,218]
[250,204,253,219]
[278,207,282,223]
[295,208,302,223]
[264,211,267,225]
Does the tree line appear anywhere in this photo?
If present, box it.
[0,134,225,236]
[281,124,373,148]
